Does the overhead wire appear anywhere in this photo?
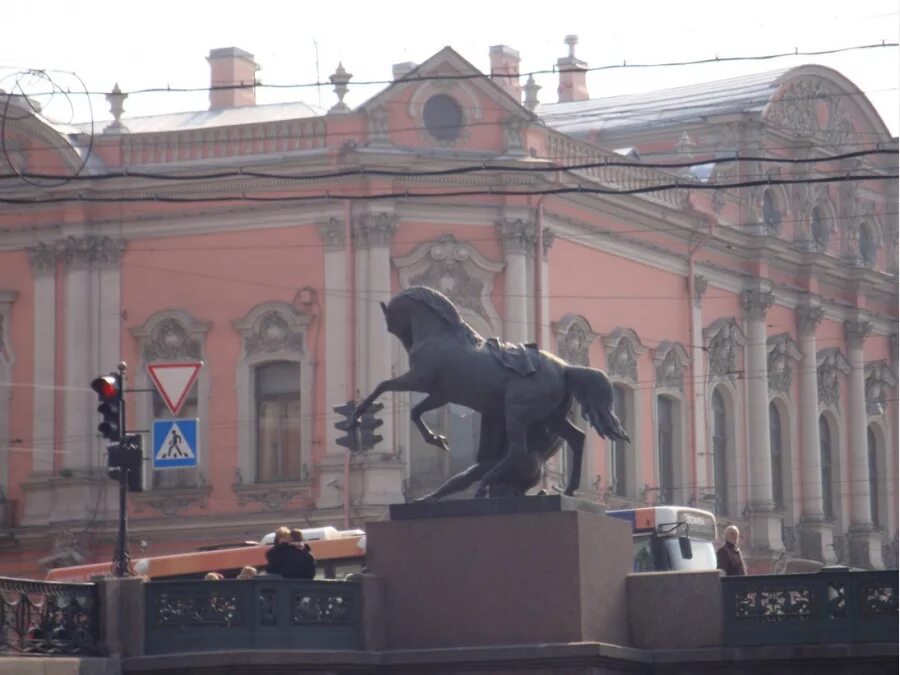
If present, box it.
[6,40,896,98]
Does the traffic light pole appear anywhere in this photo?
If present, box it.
[111,362,130,578]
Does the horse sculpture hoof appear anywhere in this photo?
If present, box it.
[429,435,449,452]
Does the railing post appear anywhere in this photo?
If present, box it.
[96,576,145,658]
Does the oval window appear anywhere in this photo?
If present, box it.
[423,94,463,142]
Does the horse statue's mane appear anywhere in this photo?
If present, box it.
[395,286,483,346]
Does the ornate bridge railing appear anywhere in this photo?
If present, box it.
[0,577,99,656]
[144,578,363,654]
[722,568,898,646]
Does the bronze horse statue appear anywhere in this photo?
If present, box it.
[350,286,629,498]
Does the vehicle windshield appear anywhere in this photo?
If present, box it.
[633,534,656,572]
[662,537,717,571]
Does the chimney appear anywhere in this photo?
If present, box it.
[207,47,258,110]
[392,62,417,81]
[489,45,521,103]
[556,35,589,103]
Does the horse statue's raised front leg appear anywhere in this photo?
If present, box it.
[350,370,429,426]
[410,393,449,452]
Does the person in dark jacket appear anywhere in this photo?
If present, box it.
[265,526,316,579]
[716,524,746,576]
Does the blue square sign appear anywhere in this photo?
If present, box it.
[152,418,199,470]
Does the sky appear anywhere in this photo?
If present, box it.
[2,0,898,136]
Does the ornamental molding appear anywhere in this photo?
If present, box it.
[232,481,312,510]
[864,361,897,416]
[132,485,212,517]
[742,289,775,320]
[366,105,391,147]
[764,77,855,146]
[502,116,527,154]
[131,309,210,363]
[393,233,503,335]
[844,319,873,349]
[353,211,398,248]
[817,348,851,408]
[693,275,709,308]
[233,302,312,358]
[495,217,538,255]
[652,341,690,391]
[767,333,803,394]
[317,217,346,251]
[704,318,746,382]
[602,327,647,383]
[553,313,597,366]
[25,236,126,271]
[796,304,826,336]
[56,235,126,268]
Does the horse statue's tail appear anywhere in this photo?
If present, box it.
[564,365,630,442]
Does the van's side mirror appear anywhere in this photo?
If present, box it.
[679,535,693,559]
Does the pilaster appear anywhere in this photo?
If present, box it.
[496,216,536,344]
[842,319,883,567]
[26,245,57,476]
[742,289,782,555]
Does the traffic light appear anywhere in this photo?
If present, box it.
[106,434,144,492]
[91,373,122,441]
[359,402,384,451]
[333,401,360,452]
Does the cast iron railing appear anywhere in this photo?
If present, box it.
[144,578,363,654]
[0,577,99,656]
[722,568,898,646]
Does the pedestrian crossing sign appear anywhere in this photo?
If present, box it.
[152,418,199,470]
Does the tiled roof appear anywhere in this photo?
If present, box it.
[537,68,792,135]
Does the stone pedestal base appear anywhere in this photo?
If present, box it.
[798,519,837,564]
[366,495,632,650]
[849,526,885,569]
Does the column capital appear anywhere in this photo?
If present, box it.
[796,304,826,336]
[353,212,397,249]
[317,217,346,251]
[844,319,872,349]
[541,227,555,259]
[693,275,709,308]
[496,217,537,255]
[26,243,58,275]
[742,289,774,320]
[57,235,126,269]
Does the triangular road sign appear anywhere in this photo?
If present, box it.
[147,362,202,415]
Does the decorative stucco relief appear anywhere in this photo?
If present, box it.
[764,77,854,146]
[703,318,746,382]
[553,314,597,367]
[865,361,897,416]
[603,328,647,384]
[817,348,851,408]
[131,312,208,363]
[653,341,690,391]
[393,233,503,335]
[767,333,803,394]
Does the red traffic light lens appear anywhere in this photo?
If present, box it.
[91,376,119,400]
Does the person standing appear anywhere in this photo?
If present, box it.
[265,526,316,579]
[716,524,747,576]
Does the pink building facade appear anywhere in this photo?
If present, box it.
[0,41,896,577]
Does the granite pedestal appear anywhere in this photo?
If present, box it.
[366,495,633,649]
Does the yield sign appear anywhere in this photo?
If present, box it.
[147,362,202,415]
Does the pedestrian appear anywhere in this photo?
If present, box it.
[265,526,316,579]
[237,565,257,580]
[716,525,746,576]
[203,571,224,580]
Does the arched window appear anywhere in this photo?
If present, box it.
[657,395,674,504]
[408,396,480,490]
[769,402,784,511]
[763,189,782,232]
[612,383,630,497]
[867,426,879,527]
[712,388,729,516]
[859,222,877,266]
[812,206,829,251]
[255,361,302,482]
[819,415,834,519]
